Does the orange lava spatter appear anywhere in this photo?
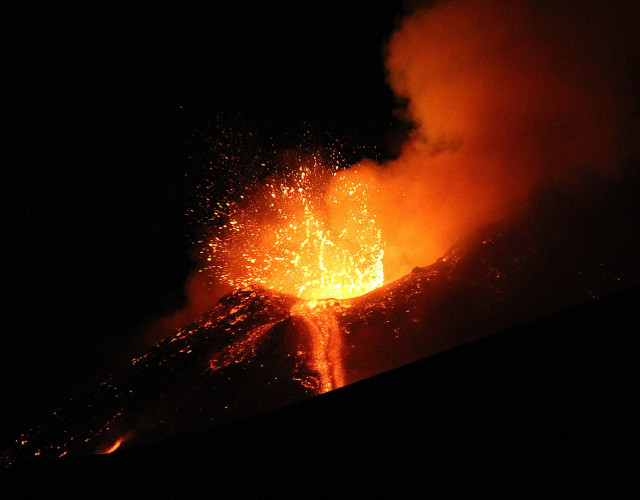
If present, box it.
[205,158,384,300]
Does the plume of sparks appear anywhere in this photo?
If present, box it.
[205,158,384,300]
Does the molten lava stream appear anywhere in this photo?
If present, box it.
[291,299,345,394]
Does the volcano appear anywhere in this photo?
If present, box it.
[5,0,640,494]
[3,194,635,469]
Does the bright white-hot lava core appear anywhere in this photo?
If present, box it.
[206,158,384,300]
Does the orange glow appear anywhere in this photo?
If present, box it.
[291,299,345,393]
[366,0,640,281]
[101,438,123,454]
[204,1,639,293]
[191,0,639,401]
[206,159,384,300]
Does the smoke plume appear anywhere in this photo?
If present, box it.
[343,0,640,282]
[151,0,639,325]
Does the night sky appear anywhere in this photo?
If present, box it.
[3,1,407,436]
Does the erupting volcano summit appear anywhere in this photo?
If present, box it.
[3,0,639,476]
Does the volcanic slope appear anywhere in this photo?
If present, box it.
[1,213,632,467]
[4,281,638,495]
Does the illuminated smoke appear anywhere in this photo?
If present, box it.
[165,0,639,312]
[340,0,640,282]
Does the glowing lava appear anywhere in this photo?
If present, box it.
[100,438,123,455]
[204,158,381,395]
[206,159,384,300]
[291,299,346,393]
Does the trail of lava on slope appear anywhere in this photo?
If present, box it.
[290,299,347,393]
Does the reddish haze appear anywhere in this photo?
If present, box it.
[342,0,640,282]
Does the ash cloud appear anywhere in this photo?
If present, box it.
[344,0,640,281]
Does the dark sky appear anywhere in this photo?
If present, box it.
[3,1,407,434]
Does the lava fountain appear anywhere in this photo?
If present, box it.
[205,158,384,301]
[205,156,385,392]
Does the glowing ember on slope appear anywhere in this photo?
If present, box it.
[206,158,384,300]
[100,438,123,455]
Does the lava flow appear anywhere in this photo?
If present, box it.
[290,299,346,393]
